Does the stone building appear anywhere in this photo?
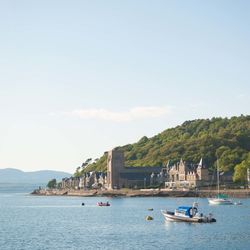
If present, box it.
[106,149,230,190]
[61,172,107,190]
[61,177,81,189]
[61,149,233,190]
[107,150,125,189]
[165,158,234,188]
[106,149,167,189]
[165,158,210,188]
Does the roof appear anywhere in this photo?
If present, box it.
[122,166,163,173]
[120,172,152,180]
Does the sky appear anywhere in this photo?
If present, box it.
[0,0,249,173]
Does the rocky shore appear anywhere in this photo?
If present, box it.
[31,188,250,198]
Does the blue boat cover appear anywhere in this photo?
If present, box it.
[216,194,229,199]
[177,206,192,216]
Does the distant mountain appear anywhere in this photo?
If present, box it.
[0,168,71,184]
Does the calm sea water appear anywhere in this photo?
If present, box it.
[0,186,250,250]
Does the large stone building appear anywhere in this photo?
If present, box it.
[106,149,211,190]
[165,158,210,188]
[106,149,233,190]
[60,149,233,190]
[106,149,167,189]
[165,158,233,188]
[60,150,166,190]
[107,150,125,189]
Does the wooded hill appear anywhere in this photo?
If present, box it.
[76,115,250,183]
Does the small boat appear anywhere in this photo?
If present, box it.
[97,201,110,207]
[208,160,233,205]
[208,194,233,205]
[234,201,242,205]
[161,202,216,223]
[147,208,154,211]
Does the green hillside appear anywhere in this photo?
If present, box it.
[76,115,250,183]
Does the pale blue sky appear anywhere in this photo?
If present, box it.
[0,0,249,173]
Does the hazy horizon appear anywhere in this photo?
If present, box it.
[0,167,72,174]
[0,1,249,173]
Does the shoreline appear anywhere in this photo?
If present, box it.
[31,188,250,198]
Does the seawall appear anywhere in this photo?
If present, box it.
[31,188,250,198]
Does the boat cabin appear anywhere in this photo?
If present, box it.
[175,206,198,218]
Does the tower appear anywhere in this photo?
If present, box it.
[178,158,186,181]
[196,158,209,181]
[107,149,124,189]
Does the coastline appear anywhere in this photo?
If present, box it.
[31,188,250,198]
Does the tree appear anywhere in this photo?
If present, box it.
[81,162,88,169]
[233,153,250,184]
[57,181,62,189]
[85,158,92,164]
[47,179,57,189]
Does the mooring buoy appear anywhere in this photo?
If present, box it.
[145,215,153,221]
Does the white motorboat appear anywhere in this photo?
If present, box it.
[161,202,216,223]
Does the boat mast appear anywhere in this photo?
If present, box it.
[247,168,250,189]
[217,159,219,195]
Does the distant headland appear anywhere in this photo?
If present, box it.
[0,168,71,184]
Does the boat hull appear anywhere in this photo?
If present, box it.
[208,198,233,205]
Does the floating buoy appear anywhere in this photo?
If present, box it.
[81,203,85,206]
[148,208,154,211]
[145,216,153,221]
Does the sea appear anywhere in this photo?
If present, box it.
[0,185,250,250]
